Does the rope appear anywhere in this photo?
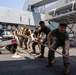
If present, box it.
[35,41,76,63]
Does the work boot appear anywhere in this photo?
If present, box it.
[22,47,28,50]
[31,51,36,54]
[37,55,44,58]
[27,47,31,51]
[64,66,70,75]
[19,46,22,48]
[46,60,55,67]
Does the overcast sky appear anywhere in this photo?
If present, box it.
[0,0,26,10]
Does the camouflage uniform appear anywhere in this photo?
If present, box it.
[23,28,31,49]
[19,27,25,48]
[32,30,39,53]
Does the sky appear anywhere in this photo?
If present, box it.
[0,0,26,10]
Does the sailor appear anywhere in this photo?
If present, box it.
[19,25,26,48]
[47,23,70,75]
[31,26,41,54]
[37,21,51,58]
[23,26,31,50]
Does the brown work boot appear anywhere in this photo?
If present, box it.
[64,66,70,75]
[19,46,22,48]
[37,55,44,58]
[22,47,28,50]
[46,60,55,67]
[31,51,36,54]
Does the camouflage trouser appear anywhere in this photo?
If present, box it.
[24,37,28,48]
[32,42,38,52]
[27,37,32,48]
[19,36,24,47]
[17,35,21,45]
[48,39,70,67]
[40,38,47,56]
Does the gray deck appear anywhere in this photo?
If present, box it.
[0,46,76,75]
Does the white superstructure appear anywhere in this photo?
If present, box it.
[45,0,76,21]
[0,0,59,31]
[0,7,45,30]
[44,0,76,32]
[0,0,76,30]
[23,0,57,11]
[0,7,45,25]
